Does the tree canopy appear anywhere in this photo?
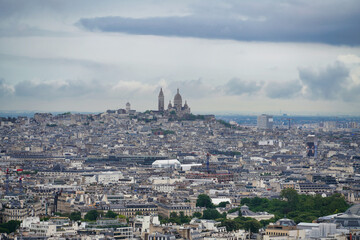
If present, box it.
[196,194,214,208]
[105,210,118,219]
[0,220,21,233]
[84,210,99,221]
[241,190,349,223]
[70,211,82,221]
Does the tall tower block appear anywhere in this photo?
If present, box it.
[158,88,164,112]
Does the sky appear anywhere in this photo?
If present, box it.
[0,0,360,115]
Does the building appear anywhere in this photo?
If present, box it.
[114,226,133,239]
[158,88,164,112]
[306,134,317,157]
[152,159,181,169]
[332,204,360,229]
[257,114,274,130]
[111,204,158,217]
[157,203,203,218]
[157,88,190,116]
[264,218,306,239]
[240,205,275,221]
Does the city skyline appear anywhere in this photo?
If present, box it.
[1,0,360,115]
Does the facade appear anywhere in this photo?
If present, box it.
[257,114,274,130]
[240,205,275,221]
[157,203,201,218]
[111,204,158,217]
[114,226,133,240]
[264,218,304,239]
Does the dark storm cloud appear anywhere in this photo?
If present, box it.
[298,62,349,100]
[77,1,360,45]
[223,78,262,95]
[265,81,302,99]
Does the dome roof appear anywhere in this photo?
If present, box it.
[184,100,189,108]
[174,88,182,101]
[275,218,296,227]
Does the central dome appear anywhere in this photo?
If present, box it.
[174,88,182,102]
[174,88,182,110]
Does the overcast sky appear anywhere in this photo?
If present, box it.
[1,0,360,115]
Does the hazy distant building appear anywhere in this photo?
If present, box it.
[257,114,273,130]
[158,88,165,112]
[173,88,182,112]
[157,88,190,116]
[126,102,131,113]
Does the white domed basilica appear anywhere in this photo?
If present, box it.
[158,88,190,116]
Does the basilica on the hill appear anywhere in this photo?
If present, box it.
[158,88,191,116]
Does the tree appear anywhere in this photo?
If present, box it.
[202,209,222,220]
[105,210,118,218]
[0,220,21,233]
[70,211,82,221]
[84,210,99,221]
[218,201,230,208]
[281,188,299,207]
[135,211,143,216]
[196,194,214,208]
[243,219,262,233]
[170,212,178,218]
[221,219,240,232]
[193,212,202,218]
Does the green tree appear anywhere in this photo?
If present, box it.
[221,219,240,232]
[193,212,202,218]
[281,189,299,204]
[105,210,118,218]
[218,201,230,208]
[196,194,214,208]
[179,211,191,224]
[135,211,142,215]
[84,210,99,221]
[202,209,222,220]
[70,211,82,221]
[0,220,21,233]
[243,219,262,233]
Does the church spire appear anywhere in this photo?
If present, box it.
[158,88,164,111]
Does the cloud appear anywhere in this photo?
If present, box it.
[77,1,360,45]
[298,61,360,101]
[167,79,216,99]
[222,78,262,96]
[112,80,156,95]
[299,62,349,100]
[265,81,303,99]
[13,80,105,99]
[10,79,161,100]
[0,79,14,97]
